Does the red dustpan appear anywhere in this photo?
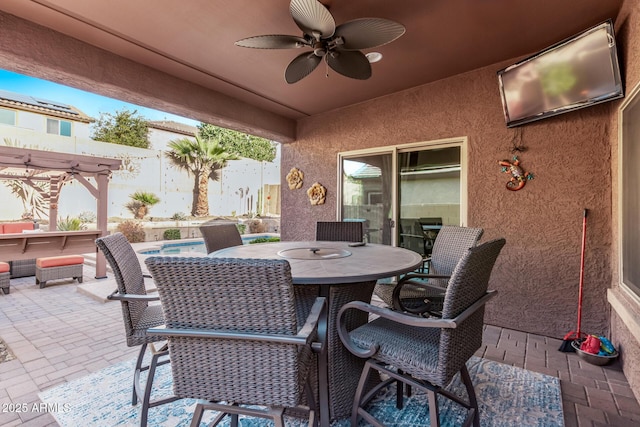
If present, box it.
[559,209,589,352]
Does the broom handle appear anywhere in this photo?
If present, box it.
[576,209,588,336]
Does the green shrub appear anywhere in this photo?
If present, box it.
[236,224,246,234]
[249,237,280,244]
[57,216,85,231]
[163,229,181,240]
[116,220,146,243]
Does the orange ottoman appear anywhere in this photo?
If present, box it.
[0,261,9,294]
[35,255,84,289]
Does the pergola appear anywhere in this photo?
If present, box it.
[0,145,122,277]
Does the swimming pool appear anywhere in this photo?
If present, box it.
[139,235,278,255]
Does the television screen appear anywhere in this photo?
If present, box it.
[498,20,623,127]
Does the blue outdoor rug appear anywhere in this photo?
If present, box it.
[38,356,564,426]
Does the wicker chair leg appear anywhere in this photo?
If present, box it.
[140,346,176,427]
[352,361,373,426]
[132,344,147,405]
[396,370,404,409]
[189,404,205,427]
[428,388,440,427]
[460,365,480,427]
[140,351,160,427]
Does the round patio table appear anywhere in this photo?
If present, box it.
[210,240,423,426]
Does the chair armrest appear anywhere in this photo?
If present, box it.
[399,233,426,240]
[107,289,160,302]
[399,272,450,281]
[338,290,497,358]
[392,275,449,312]
[298,297,327,353]
[148,297,327,348]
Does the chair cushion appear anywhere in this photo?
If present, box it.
[36,255,85,268]
[349,317,443,383]
[0,262,9,273]
[3,222,34,233]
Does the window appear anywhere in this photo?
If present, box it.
[0,108,16,125]
[46,118,72,136]
[621,83,640,296]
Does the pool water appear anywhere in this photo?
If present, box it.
[139,235,276,255]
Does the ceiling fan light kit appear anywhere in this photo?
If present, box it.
[235,0,405,83]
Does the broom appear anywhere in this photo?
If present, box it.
[559,209,589,352]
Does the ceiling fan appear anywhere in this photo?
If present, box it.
[235,0,405,84]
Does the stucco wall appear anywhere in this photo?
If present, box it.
[609,0,640,402]
[282,48,615,339]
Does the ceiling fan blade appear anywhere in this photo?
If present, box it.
[285,52,322,83]
[235,35,308,49]
[334,18,406,50]
[327,50,372,80]
[290,0,335,39]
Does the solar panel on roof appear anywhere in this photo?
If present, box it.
[0,89,79,115]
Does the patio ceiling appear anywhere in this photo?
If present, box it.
[0,0,623,126]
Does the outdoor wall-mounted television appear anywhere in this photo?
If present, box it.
[497,19,623,128]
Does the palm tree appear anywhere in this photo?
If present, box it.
[166,135,238,216]
[4,179,49,219]
[126,191,160,219]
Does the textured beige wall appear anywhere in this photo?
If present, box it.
[282,39,617,339]
[610,0,640,402]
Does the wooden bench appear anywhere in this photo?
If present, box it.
[0,261,9,294]
[35,255,84,289]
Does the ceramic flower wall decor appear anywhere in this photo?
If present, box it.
[286,167,304,190]
[307,182,326,205]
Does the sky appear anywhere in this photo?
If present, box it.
[0,68,199,126]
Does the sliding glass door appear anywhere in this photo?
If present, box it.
[340,151,393,245]
[339,138,466,256]
[397,146,461,258]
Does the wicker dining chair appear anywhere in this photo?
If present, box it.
[374,225,484,314]
[198,221,243,254]
[315,221,364,242]
[145,256,325,427]
[95,233,178,427]
[338,238,505,427]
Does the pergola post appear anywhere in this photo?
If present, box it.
[48,175,61,231]
[95,172,110,278]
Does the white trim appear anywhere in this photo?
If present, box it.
[614,80,640,340]
[608,287,640,344]
[618,81,640,294]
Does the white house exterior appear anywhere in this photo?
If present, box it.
[0,89,280,222]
